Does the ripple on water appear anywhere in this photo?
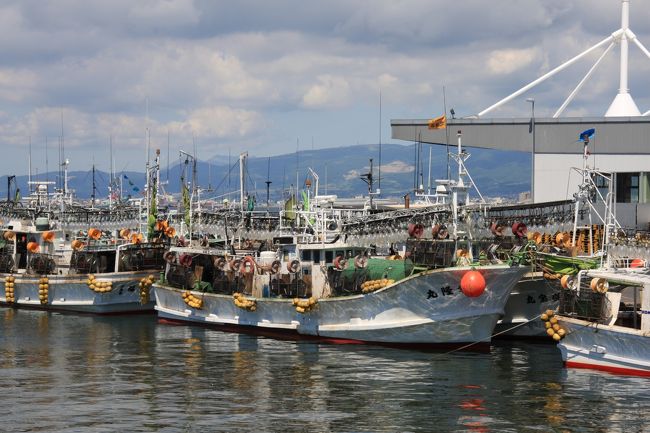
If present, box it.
[0,311,649,432]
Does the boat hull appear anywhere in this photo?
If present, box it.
[1,272,156,314]
[494,272,559,338]
[154,265,527,347]
[558,316,650,377]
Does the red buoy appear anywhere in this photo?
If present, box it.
[460,270,486,297]
[630,258,645,268]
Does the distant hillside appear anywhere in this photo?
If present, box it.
[1,143,530,202]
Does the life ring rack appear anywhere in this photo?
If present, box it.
[333,255,347,270]
[287,259,300,274]
[240,255,257,275]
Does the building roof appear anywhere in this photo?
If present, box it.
[391,116,650,154]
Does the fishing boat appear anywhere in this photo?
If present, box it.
[153,134,529,348]
[494,131,620,338]
[548,260,650,376]
[0,153,171,314]
[0,216,166,313]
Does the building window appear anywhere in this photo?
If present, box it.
[616,172,639,203]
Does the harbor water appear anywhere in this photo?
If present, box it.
[1,308,649,433]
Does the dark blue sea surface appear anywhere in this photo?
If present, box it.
[1,308,648,432]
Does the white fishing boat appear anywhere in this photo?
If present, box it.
[553,264,650,377]
[153,134,528,348]
[0,214,168,314]
[0,153,172,314]
[496,132,619,338]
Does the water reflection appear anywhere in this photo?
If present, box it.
[0,312,649,432]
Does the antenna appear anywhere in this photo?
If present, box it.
[378,89,382,195]
[443,86,450,180]
[110,135,114,186]
[360,158,374,208]
[45,136,49,184]
[265,156,272,209]
[91,164,96,207]
[28,136,32,193]
[60,110,65,193]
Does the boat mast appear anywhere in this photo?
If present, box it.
[378,89,381,196]
[239,151,248,212]
[91,164,96,208]
[63,158,70,206]
[109,135,113,210]
[265,157,272,210]
[28,136,32,194]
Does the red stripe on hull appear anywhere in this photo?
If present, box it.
[157,317,490,352]
[565,361,650,377]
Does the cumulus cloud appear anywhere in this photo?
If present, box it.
[487,48,540,75]
[0,0,648,176]
[302,75,350,108]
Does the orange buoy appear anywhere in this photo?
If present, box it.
[560,274,575,289]
[590,277,609,294]
[130,233,144,244]
[71,239,85,250]
[42,231,55,243]
[460,269,486,297]
[119,228,131,239]
[27,241,40,253]
[88,228,102,240]
[155,220,168,231]
[165,226,176,237]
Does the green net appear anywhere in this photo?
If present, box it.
[340,258,413,282]
[538,253,601,275]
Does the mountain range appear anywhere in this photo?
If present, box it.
[1,143,530,203]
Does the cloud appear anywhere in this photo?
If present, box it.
[487,48,540,75]
[381,161,414,173]
[0,68,37,102]
[0,0,648,177]
[169,106,264,139]
[343,169,360,181]
[302,75,350,108]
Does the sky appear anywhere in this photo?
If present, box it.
[1,0,649,177]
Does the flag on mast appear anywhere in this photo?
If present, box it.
[428,114,446,130]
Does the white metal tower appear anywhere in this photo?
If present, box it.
[478,0,650,118]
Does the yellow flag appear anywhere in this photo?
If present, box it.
[427,114,446,130]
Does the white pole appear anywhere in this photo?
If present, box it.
[618,0,630,94]
[28,136,32,193]
[427,145,432,195]
[239,152,247,211]
[478,32,618,117]
[628,30,650,60]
